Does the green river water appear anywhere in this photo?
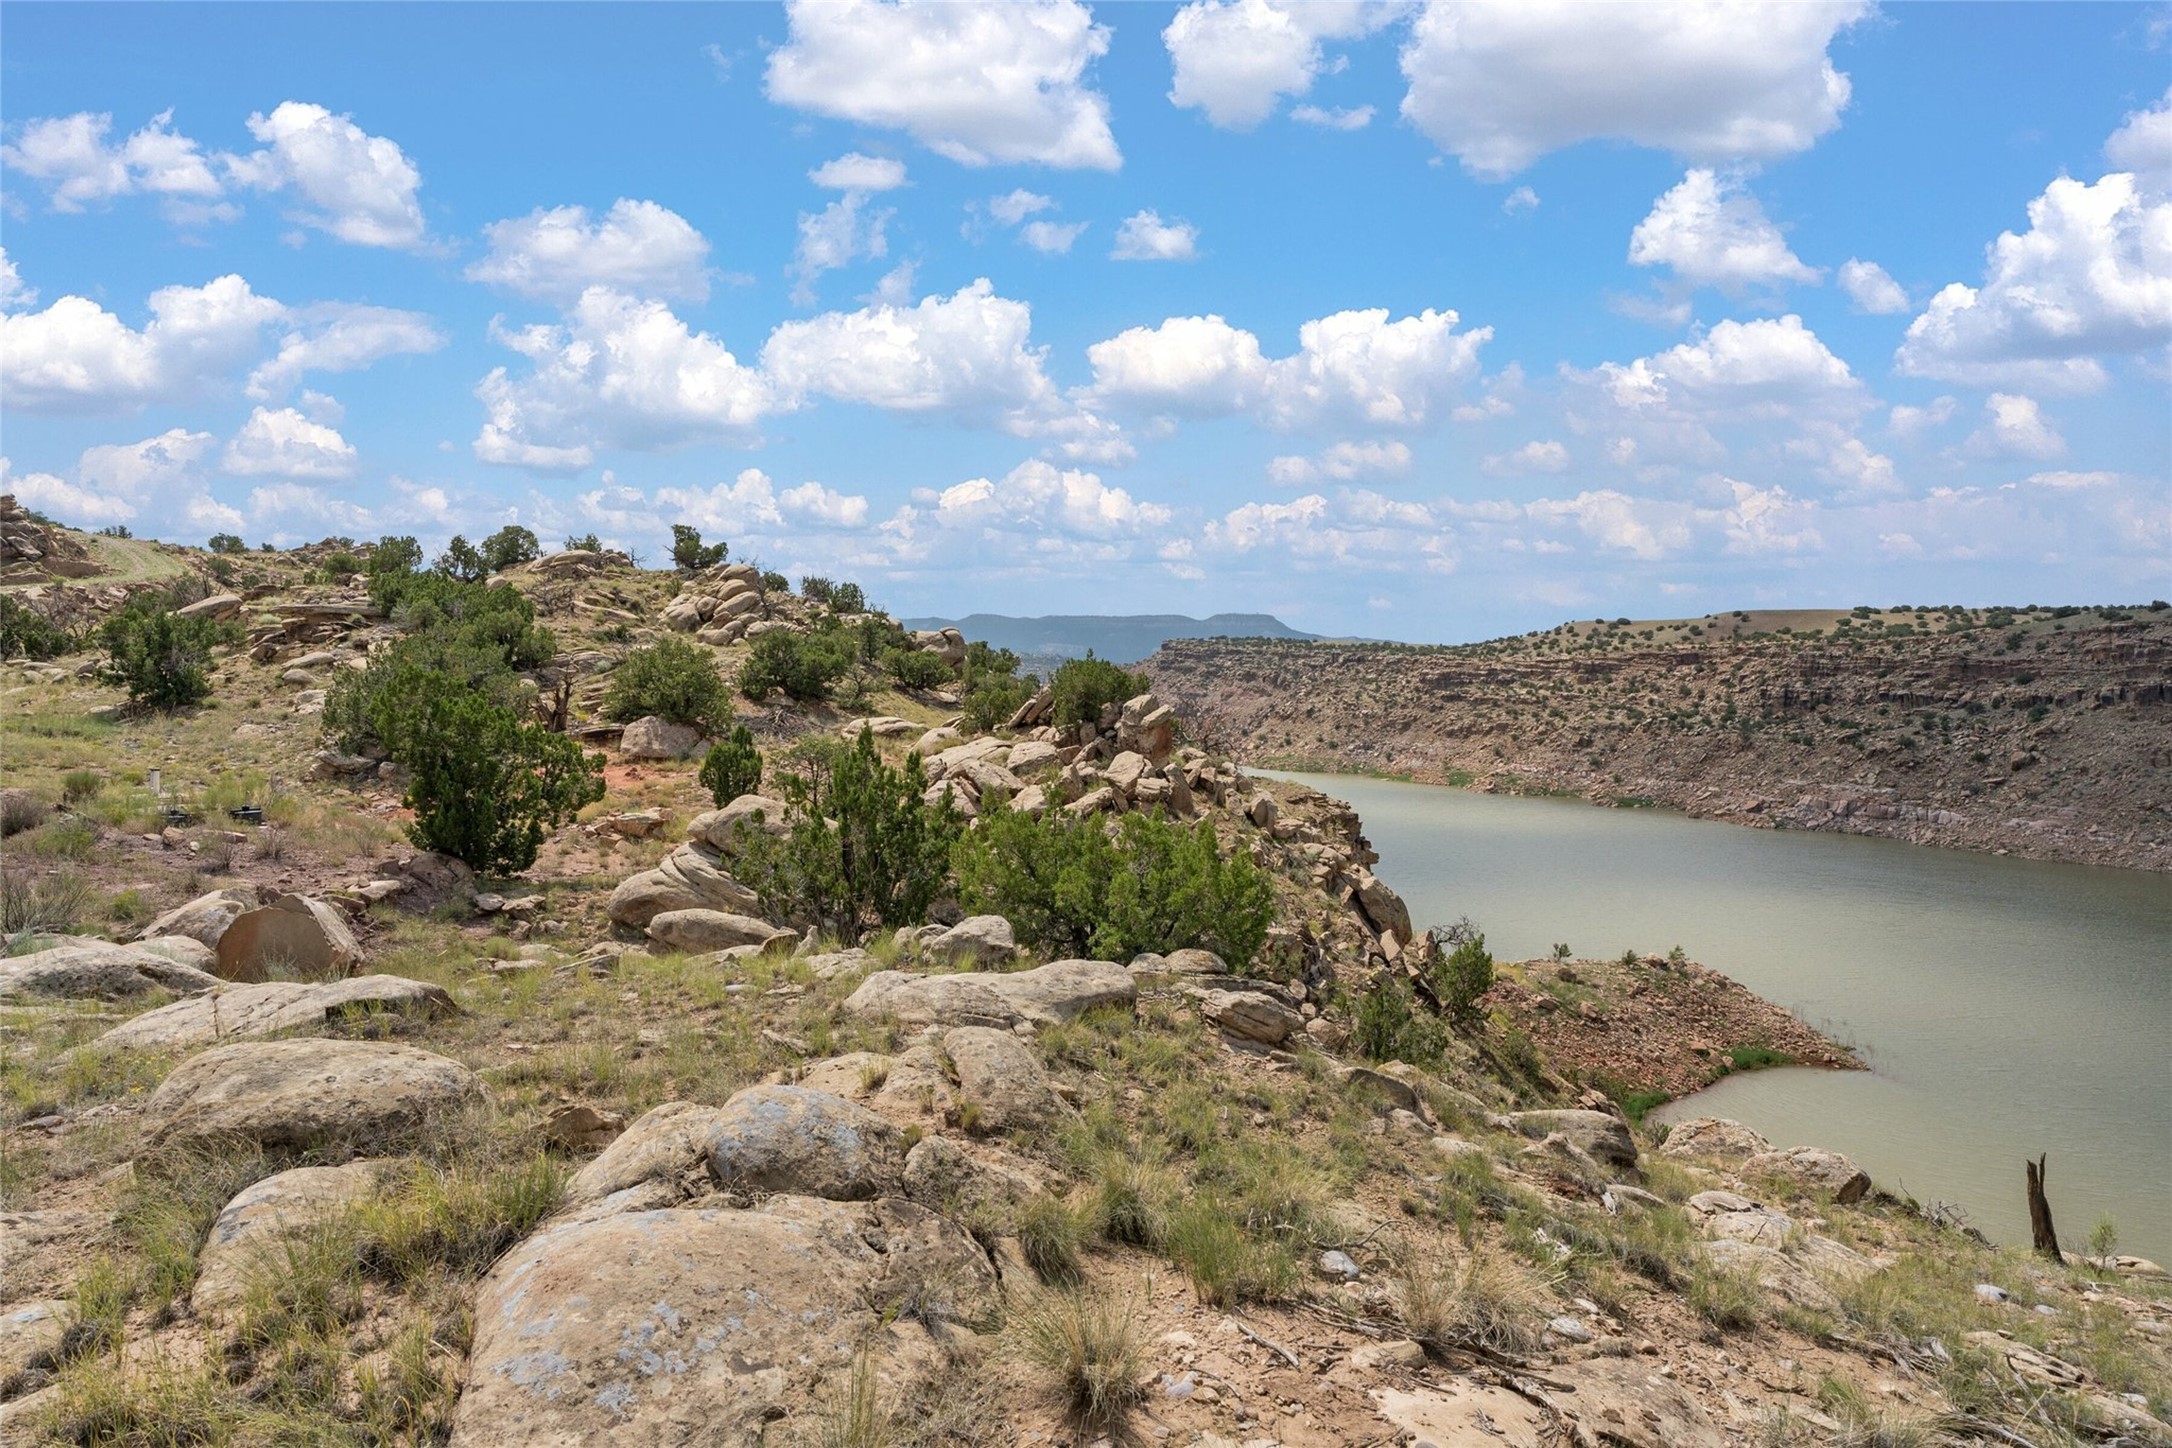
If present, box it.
[1271,771,2172,1261]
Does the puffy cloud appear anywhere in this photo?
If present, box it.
[246,303,446,400]
[473,288,779,471]
[1524,489,1694,559]
[1111,210,1200,261]
[468,199,711,303]
[1585,315,1861,416]
[222,405,360,480]
[1895,172,2172,391]
[0,109,224,215]
[78,427,219,503]
[1164,0,1398,130]
[0,249,34,311]
[1838,258,1910,313]
[1,274,284,413]
[780,479,871,528]
[762,278,1069,432]
[1020,220,1088,254]
[809,152,908,191]
[988,189,1053,225]
[226,101,426,248]
[920,458,1170,538]
[1963,392,2065,460]
[1,460,137,527]
[1399,0,1867,178]
[1087,305,1490,429]
[1719,479,1821,554]
[1208,487,1456,571]
[2,428,242,532]
[791,191,893,303]
[1266,438,1412,486]
[1501,185,1539,215]
[766,0,1120,170]
[1627,169,1821,292]
[1482,439,1570,475]
[2105,85,2172,189]
[975,190,1084,252]
[1888,396,1958,440]
[1290,104,1374,131]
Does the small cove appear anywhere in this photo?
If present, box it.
[1269,770,2172,1260]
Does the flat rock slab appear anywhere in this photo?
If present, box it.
[1506,1109,1638,1172]
[1704,1239,1842,1313]
[0,941,222,1001]
[193,1162,385,1311]
[97,975,457,1050]
[450,1196,997,1447]
[146,1039,483,1154]
[1542,1356,1726,1448]
[843,959,1134,1030]
[645,908,791,954]
[0,1299,69,1395]
[1373,1383,1552,1447]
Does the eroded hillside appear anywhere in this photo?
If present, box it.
[1148,606,2172,871]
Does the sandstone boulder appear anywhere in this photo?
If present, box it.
[133,936,217,972]
[0,1300,69,1396]
[704,1085,905,1201]
[193,1162,384,1311]
[97,975,457,1050]
[0,940,222,1000]
[619,715,704,761]
[844,959,1134,1031]
[215,895,362,982]
[1659,1116,1772,1162]
[1745,1144,1871,1204]
[451,1196,997,1447]
[135,886,261,949]
[1506,1109,1638,1172]
[900,1135,1053,1219]
[919,914,1015,969]
[687,795,789,853]
[1703,1239,1841,1313]
[943,1026,1063,1132]
[1542,1356,1728,1448]
[1196,988,1302,1045]
[646,908,792,954]
[175,592,242,620]
[564,1101,721,1207]
[1004,740,1060,776]
[1350,867,1413,945]
[607,843,762,929]
[1686,1189,1795,1247]
[145,1039,483,1154]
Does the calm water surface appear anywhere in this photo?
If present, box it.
[1271,772,2172,1260]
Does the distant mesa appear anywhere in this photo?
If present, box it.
[904,612,1324,668]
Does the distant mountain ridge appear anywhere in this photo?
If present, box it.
[904,612,1321,665]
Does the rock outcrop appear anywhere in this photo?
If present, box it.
[843,959,1135,1031]
[96,976,457,1049]
[0,940,223,1000]
[145,1040,483,1154]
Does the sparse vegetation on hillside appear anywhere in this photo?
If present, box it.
[96,595,225,711]
[699,724,763,807]
[1049,655,1149,730]
[603,635,731,733]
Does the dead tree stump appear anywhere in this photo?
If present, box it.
[2025,1153,2062,1261]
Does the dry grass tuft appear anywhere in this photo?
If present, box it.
[1012,1288,1145,1432]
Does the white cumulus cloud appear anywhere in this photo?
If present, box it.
[1399,0,1868,178]
[1020,219,1088,254]
[1290,104,1374,131]
[226,101,427,248]
[1838,258,1910,313]
[1164,0,1398,130]
[2105,85,2172,190]
[809,152,909,191]
[1895,171,2172,391]
[1,274,284,413]
[1627,169,1822,292]
[223,405,360,480]
[792,191,893,304]
[766,0,1120,170]
[1483,439,1570,476]
[1,109,227,217]
[1266,438,1412,486]
[468,199,712,303]
[1963,392,2065,460]
[1111,210,1200,261]
[247,303,446,401]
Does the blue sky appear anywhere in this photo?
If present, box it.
[3,1,2167,641]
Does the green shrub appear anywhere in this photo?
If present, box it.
[954,808,1274,969]
[963,676,1036,734]
[699,724,763,806]
[1017,1196,1084,1286]
[319,549,363,578]
[61,769,103,804]
[799,575,835,603]
[737,626,855,702]
[396,684,604,874]
[206,532,246,555]
[369,534,423,576]
[479,525,540,573]
[97,601,223,711]
[1049,656,1147,729]
[735,728,961,937]
[885,647,952,689]
[1353,974,1449,1069]
[325,579,553,755]
[760,569,788,594]
[829,581,867,614]
[434,535,488,582]
[563,532,602,552]
[671,524,727,572]
[1428,932,1494,1025]
[0,597,72,660]
[603,636,729,732]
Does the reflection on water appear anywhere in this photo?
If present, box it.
[1269,771,2172,1260]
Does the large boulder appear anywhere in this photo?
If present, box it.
[0,940,222,1001]
[565,1101,722,1208]
[145,1039,483,1154]
[843,959,1135,1031]
[900,1135,1052,1217]
[1542,1356,1728,1448]
[97,975,458,1050]
[704,1085,905,1201]
[918,914,1015,969]
[646,909,792,954]
[1350,867,1413,945]
[619,715,705,761]
[214,895,362,983]
[607,843,762,930]
[1506,1109,1639,1173]
[133,936,217,972]
[1745,1145,1872,1204]
[134,886,261,949]
[1703,1239,1841,1313]
[687,796,789,853]
[192,1162,385,1311]
[1659,1117,1773,1162]
[1004,740,1060,776]
[1686,1189,1795,1247]
[451,1196,997,1447]
[943,1027,1064,1132]
[1195,988,1302,1045]
[174,592,242,621]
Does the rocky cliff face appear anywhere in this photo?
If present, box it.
[1148,606,2172,871]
